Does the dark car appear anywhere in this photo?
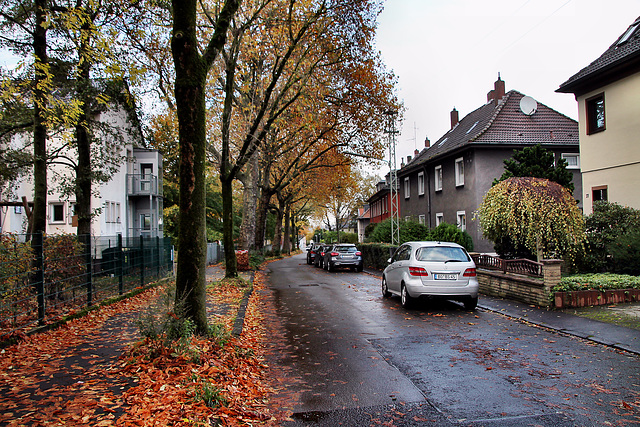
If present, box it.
[306,242,322,265]
[323,244,363,272]
[313,244,330,268]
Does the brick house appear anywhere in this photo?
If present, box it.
[397,77,582,252]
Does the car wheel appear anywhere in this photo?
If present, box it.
[357,265,363,272]
[401,284,413,308]
[464,296,478,311]
[381,276,391,298]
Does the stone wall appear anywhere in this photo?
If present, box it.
[477,259,563,308]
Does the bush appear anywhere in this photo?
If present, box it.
[573,202,640,273]
[427,222,474,252]
[358,242,397,271]
[608,231,640,275]
[367,219,429,243]
[552,273,640,293]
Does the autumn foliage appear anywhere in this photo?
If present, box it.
[478,177,585,262]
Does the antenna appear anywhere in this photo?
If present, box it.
[384,110,400,246]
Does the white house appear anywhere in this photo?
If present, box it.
[0,94,164,239]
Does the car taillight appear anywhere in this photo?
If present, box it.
[330,252,339,257]
[310,250,315,255]
[463,268,476,277]
[355,251,361,256]
[409,267,429,277]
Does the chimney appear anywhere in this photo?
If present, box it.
[450,108,459,129]
[401,157,405,168]
[425,137,431,148]
[407,155,412,163]
[414,149,420,157]
[487,73,506,104]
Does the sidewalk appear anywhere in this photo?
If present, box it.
[363,267,640,357]
[0,264,255,426]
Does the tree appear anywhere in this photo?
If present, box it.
[478,177,585,263]
[494,144,574,193]
[171,0,240,333]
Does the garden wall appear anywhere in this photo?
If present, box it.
[477,259,562,308]
[554,289,640,309]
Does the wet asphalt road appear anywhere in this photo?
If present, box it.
[264,254,640,426]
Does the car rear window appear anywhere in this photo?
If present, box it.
[416,246,470,262]
[336,246,357,253]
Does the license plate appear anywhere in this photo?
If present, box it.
[434,273,458,280]
[341,255,353,259]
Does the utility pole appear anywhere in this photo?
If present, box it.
[385,110,399,246]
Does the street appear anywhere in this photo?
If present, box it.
[262,253,640,426]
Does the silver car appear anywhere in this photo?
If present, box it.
[382,241,479,310]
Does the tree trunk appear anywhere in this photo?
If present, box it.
[283,201,291,254]
[221,174,237,277]
[254,189,274,250]
[76,19,92,237]
[31,0,47,237]
[238,154,259,250]
[172,0,209,333]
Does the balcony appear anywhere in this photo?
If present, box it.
[127,174,162,197]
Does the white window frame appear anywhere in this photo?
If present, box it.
[455,157,464,186]
[434,165,443,191]
[435,213,444,226]
[50,203,65,224]
[105,201,111,223]
[116,202,121,223]
[417,172,425,195]
[418,214,426,225]
[404,177,410,199]
[561,153,580,170]
[457,211,466,231]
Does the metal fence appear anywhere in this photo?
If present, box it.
[206,242,224,265]
[0,233,173,338]
[471,253,543,277]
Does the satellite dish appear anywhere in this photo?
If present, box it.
[520,96,538,116]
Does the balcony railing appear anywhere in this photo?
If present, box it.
[471,254,543,277]
[127,174,162,196]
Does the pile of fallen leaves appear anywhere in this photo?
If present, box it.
[0,266,288,426]
[116,270,286,426]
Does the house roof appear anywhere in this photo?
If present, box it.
[402,89,578,172]
[557,16,640,95]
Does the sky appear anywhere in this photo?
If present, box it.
[375,0,639,164]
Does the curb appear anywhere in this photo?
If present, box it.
[231,271,256,336]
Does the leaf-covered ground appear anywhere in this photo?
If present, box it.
[0,265,292,426]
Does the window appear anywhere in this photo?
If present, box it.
[141,214,151,230]
[418,214,426,225]
[14,206,22,214]
[116,203,121,223]
[50,203,65,223]
[417,172,425,195]
[586,93,605,135]
[457,211,466,231]
[561,153,580,169]
[617,21,639,45]
[434,165,443,191]
[404,177,410,199]
[435,213,444,226]
[592,185,608,202]
[105,201,111,223]
[455,157,464,186]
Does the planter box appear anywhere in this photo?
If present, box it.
[554,289,640,309]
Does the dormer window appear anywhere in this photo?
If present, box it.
[617,20,639,45]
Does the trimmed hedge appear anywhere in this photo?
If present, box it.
[358,242,397,271]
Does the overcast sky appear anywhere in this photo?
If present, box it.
[375,0,639,164]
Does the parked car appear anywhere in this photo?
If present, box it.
[382,241,478,310]
[306,242,321,265]
[313,244,330,268]
[323,244,363,272]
